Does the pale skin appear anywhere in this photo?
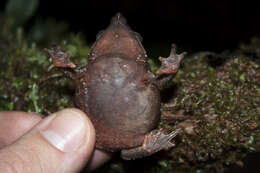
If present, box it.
[0,109,111,173]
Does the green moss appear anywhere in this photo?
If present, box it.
[0,15,90,114]
[158,51,260,172]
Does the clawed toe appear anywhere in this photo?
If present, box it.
[143,128,180,153]
[156,44,186,75]
[45,47,76,69]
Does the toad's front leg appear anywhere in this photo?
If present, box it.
[120,128,180,160]
[155,44,186,90]
[45,47,86,80]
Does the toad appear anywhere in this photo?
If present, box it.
[46,13,186,160]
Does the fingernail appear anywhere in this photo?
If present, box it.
[39,109,86,152]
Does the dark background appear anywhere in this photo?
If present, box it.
[1,0,260,53]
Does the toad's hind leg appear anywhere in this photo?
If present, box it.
[121,128,180,160]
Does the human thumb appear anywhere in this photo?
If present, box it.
[0,108,95,173]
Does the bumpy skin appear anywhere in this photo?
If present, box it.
[46,13,185,160]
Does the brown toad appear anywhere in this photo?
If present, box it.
[46,13,186,160]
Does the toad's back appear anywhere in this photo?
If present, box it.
[82,54,160,151]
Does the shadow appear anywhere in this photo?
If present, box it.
[225,152,260,173]
[160,84,178,103]
[204,52,230,68]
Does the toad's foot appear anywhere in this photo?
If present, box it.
[121,128,180,160]
[156,44,186,75]
[45,46,76,69]
[45,46,80,79]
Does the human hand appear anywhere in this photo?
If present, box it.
[0,108,111,173]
